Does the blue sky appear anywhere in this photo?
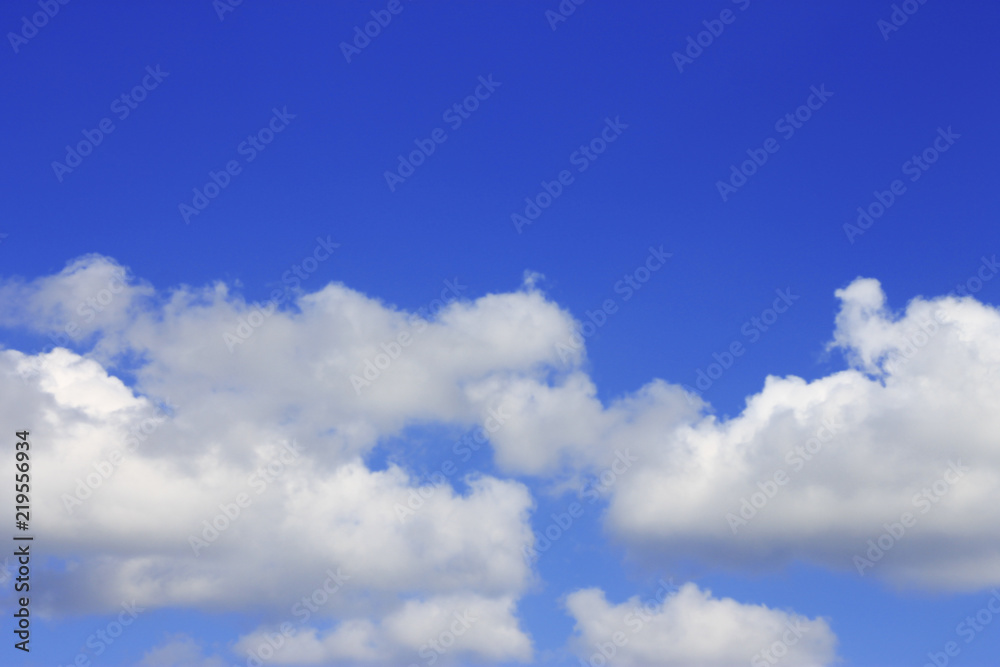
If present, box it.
[2,1,1000,665]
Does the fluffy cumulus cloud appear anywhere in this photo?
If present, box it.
[0,255,559,663]
[1,342,536,662]
[0,253,153,351]
[565,583,837,667]
[5,255,999,663]
[138,634,226,667]
[472,276,1000,590]
[604,279,1000,590]
[469,370,698,476]
[234,593,531,665]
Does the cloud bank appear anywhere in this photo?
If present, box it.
[4,254,999,663]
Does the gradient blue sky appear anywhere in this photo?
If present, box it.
[2,1,1000,666]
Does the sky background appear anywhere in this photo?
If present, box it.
[1,1,1000,666]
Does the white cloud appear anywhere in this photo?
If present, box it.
[457,278,1000,590]
[598,280,1000,590]
[473,371,698,476]
[234,593,532,665]
[138,634,226,667]
[0,254,153,348]
[0,255,551,661]
[565,583,837,667]
[4,346,535,611]
[6,256,999,666]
